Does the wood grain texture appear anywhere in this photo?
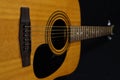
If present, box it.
[0,0,81,80]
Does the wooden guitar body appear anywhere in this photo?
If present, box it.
[0,0,81,80]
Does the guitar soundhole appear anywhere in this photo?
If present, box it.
[33,44,66,78]
[51,19,67,50]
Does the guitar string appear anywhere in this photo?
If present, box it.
[25,26,111,28]
[26,26,111,32]
[27,29,111,35]
[31,31,111,39]
[23,26,112,39]
[31,34,110,39]
[25,26,111,31]
[29,32,111,38]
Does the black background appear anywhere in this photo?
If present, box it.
[56,0,120,80]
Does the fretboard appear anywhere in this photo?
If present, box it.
[70,26,114,42]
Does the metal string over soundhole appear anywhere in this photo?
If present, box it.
[51,25,67,50]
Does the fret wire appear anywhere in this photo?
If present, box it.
[89,27,92,38]
[94,27,96,37]
[86,27,90,38]
[100,27,102,36]
[91,27,92,39]
[92,26,94,38]
[88,27,89,39]
[96,27,98,37]
[96,27,99,37]
[88,27,89,38]
[90,26,91,39]
[82,26,83,40]
[96,27,97,38]
[83,26,85,40]
[99,27,101,36]
[89,27,92,37]
[84,26,86,39]
[86,27,87,39]
[90,27,92,37]
[91,26,93,38]
[83,26,84,40]
[93,26,95,38]
[85,26,86,39]
[97,27,99,37]
[81,26,82,40]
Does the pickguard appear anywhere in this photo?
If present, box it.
[33,44,66,78]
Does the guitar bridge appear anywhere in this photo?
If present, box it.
[19,7,31,67]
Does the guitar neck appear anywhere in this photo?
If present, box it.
[70,25,114,42]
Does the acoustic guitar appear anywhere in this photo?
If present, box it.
[0,0,113,80]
